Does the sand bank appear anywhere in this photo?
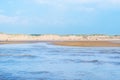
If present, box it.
[0,41,42,44]
[0,41,120,47]
[0,34,120,46]
[53,41,120,47]
[0,34,120,41]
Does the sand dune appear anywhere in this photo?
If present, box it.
[0,33,120,46]
[0,34,120,41]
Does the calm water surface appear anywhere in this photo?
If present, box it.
[0,43,120,80]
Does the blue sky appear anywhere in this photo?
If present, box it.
[0,0,120,34]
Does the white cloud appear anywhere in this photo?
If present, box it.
[0,15,28,25]
[18,0,119,26]
[34,0,96,4]
[33,0,97,13]
[0,15,18,24]
[109,0,120,4]
[34,0,120,8]
[34,0,120,4]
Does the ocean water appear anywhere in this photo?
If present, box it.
[0,43,120,80]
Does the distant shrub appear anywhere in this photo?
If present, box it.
[30,34,42,36]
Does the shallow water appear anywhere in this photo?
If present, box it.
[0,43,120,80]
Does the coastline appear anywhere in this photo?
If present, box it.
[0,41,48,44]
[52,41,120,47]
[0,40,120,47]
[0,34,120,46]
[0,41,37,44]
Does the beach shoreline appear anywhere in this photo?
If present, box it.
[52,41,120,47]
[0,40,120,47]
[0,33,120,46]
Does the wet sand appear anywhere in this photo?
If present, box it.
[0,41,45,44]
[0,41,33,44]
[53,41,120,47]
[0,41,120,47]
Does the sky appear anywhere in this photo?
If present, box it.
[0,0,120,34]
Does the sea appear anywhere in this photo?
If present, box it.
[0,43,120,80]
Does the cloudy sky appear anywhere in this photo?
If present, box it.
[0,0,120,34]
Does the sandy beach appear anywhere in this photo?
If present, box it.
[53,41,120,47]
[0,33,120,47]
[0,41,120,47]
[0,41,42,44]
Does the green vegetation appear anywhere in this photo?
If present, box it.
[30,34,42,36]
[0,33,119,36]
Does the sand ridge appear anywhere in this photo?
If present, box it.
[0,34,120,46]
[53,41,120,47]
